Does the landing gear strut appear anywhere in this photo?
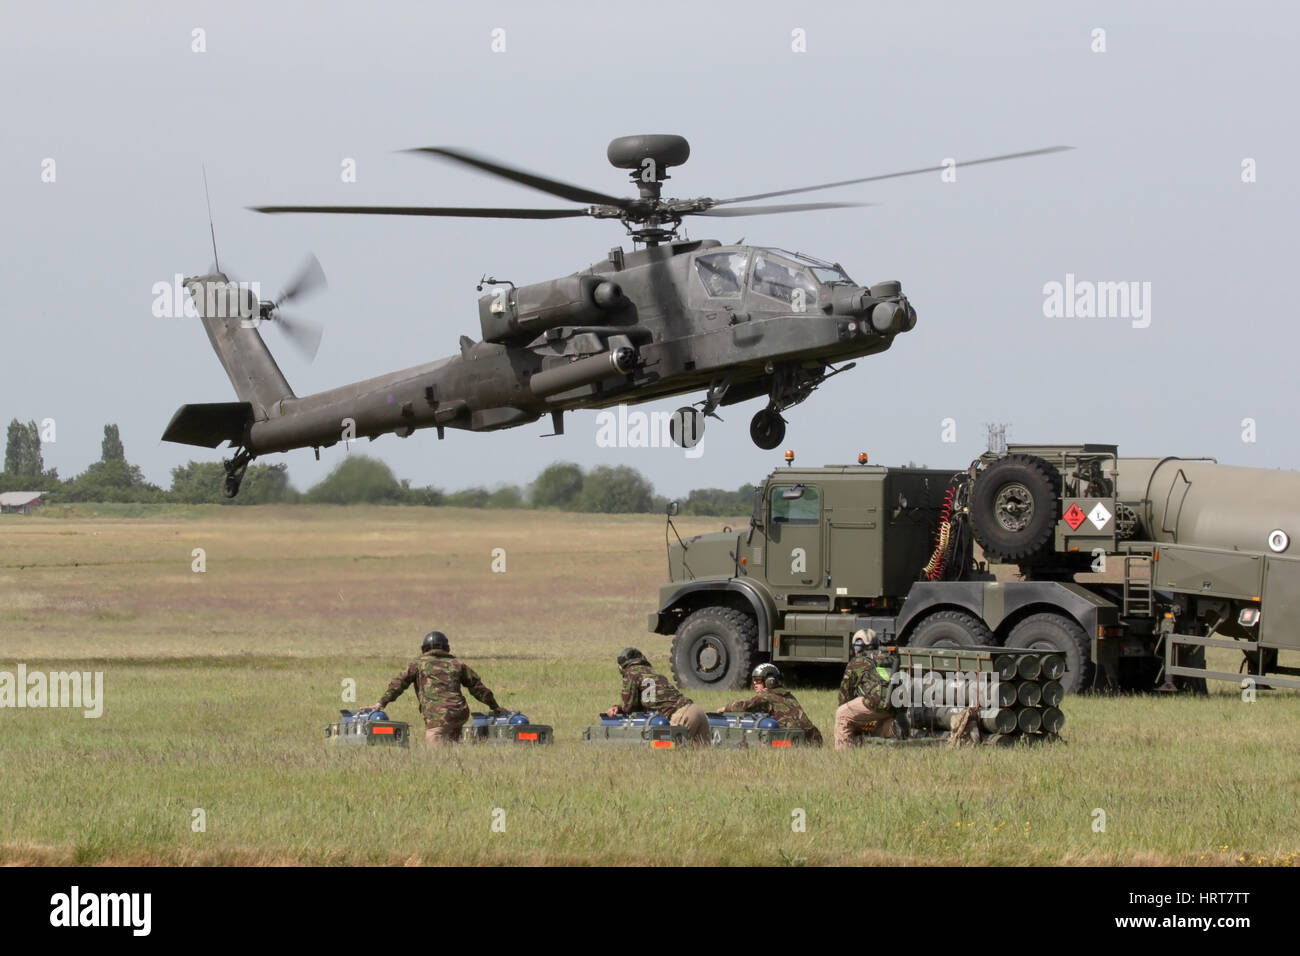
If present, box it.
[222,449,254,499]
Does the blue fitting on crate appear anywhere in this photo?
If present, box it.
[757,717,780,729]
[508,713,529,725]
[648,714,670,726]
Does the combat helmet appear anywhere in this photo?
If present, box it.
[752,662,782,688]
[421,631,450,653]
[617,646,646,668]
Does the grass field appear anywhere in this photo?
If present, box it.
[1,505,1297,866]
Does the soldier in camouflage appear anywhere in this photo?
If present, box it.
[368,630,505,746]
[834,629,898,749]
[606,647,709,745]
[717,662,824,746]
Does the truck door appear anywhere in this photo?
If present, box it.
[766,483,823,591]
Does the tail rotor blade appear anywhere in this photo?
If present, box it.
[273,312,323,362]
[278,253,327,305]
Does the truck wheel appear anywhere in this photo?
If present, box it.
[907,609,993,649]
[970,454,1060,563]
[1006,613,1095,694]
[671,607,759,690]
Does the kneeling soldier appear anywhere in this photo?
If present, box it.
[834,629,898,749]
[718,663,824,746]
[368,630,505,746]
[606,647,710,745]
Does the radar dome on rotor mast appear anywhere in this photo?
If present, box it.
[606,134,691,189]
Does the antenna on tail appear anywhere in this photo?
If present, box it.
[202,165,220,273]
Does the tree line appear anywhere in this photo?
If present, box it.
[1,420,756,515]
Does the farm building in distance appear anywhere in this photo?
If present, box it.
[0,492,48,514]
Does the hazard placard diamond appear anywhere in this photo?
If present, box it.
[1089,502,1113,530]
[1063,503,1087,531]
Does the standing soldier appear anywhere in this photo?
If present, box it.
[717,663,824,746]
[606,647,710,745]
[367,630,505,746]
[834,629,899,749]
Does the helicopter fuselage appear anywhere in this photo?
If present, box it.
[235,238,913,455]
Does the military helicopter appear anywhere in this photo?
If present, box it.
[163,135,1067,497]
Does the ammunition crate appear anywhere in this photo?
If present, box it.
[706,712,807,749]
[462,712,554,745]
[326,715,410,748]
[582,712,689,749]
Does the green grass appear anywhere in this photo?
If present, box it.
[0,507,1297,865]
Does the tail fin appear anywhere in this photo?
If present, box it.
[184,272,296,420]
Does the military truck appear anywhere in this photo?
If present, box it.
[648,444,1300,694]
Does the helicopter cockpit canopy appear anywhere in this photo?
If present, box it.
[693,247,857,304]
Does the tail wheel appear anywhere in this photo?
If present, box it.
[907,609,994,649]
[970,454,1061,563]
[1005,612,1095,694]
[671,606,759,690]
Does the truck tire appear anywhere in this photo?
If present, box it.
[671,606,759,690]
[1005,612,1095,694]
[907,609,994,649]
[970,454,1061,563]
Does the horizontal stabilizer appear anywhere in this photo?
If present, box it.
[162,402,253,448]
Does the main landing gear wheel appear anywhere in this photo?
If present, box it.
[669,406,705,448]
[749,409,786,450]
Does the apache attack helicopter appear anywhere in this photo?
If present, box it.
[162,135,1067,497]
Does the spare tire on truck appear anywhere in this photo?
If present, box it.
[970,454,1061,564]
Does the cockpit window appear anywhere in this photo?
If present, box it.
[763,248,855,286]
[809,264,854,285]
[695,251,749,298]
[751,253,819,308]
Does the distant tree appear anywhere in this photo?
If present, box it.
[169,461,227,503]
[61,424,160,501]
[3,419,48,478]
[101,424,125,463]
[576,465,655,513]
[444,487,491,508]
[238,462,296,504]
[306,456,404,504]
[400,483,444,506]
[683,483,758,516]
[3,420,22,475]
[486,485,524,509]
[530,462,584,509]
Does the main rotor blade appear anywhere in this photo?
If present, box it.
[251,204,590,219]
[693,201,871,218]
[407,147,630,208]
[278,253,327,305]
[273,312,323,362]
[718,146,1073,204]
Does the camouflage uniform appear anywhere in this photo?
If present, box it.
[722,687,824,746]
[613,661,709,745]
[379,649,500,746]
[834,650,896,749]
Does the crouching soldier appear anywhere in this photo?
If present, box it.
[367,630,505,746]
[606,647,710,745]
[718,663,824,746]
[834,629,899,749]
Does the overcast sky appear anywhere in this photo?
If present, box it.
[3,0,1297,497]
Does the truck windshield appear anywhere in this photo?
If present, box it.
[771,485,820,524]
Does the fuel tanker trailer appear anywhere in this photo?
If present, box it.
[648,443,1300,694]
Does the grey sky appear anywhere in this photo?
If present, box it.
[3,0,1297,497]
